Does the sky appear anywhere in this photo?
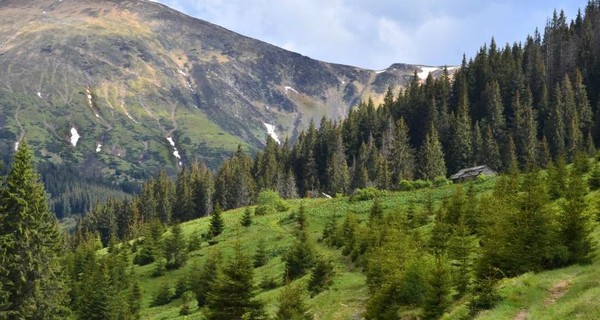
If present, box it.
[154,0,585,70]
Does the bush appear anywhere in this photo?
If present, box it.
[413,179,432,189]
[349,187,381,202]
[398,180,415,191]
[433,176,451,187]
[256,190,289,214]
[179,291,195,316]
[255,204,276,216]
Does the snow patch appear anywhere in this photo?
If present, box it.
[417,66,439,80]
[70,127,80,147]
[122,107,138,123]
[14,142,19,151]
[96,144,102,153]
[284,86,298,94]
[166,137,182,165]
[375,69,387,74]
[263,123,280,145]
[178,69,187,77]
[37,92,42,98]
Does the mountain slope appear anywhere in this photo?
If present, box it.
[0,0,438,181]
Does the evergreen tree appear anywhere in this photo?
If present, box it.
[275,282,311,320]
[308,256,336,297]
[192,250,221,307]
[253,238,269,268]
[128,282,142,320]
[164,224,188,270]
[241,207,253,227]
[208,205,224,238]
[422,255,453,320]
[418,125,447,180]
[283,206,316,280]
[559,171,594,265]
[391,118,416,186]
[589,164,600,190]
[207,243,264,320]
[0,142,70,319]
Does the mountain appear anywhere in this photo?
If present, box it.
[0,0,442,182]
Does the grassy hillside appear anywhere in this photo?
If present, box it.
[121,166,600,320]
[130,179,495,319]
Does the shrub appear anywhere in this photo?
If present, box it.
[413,179,432,189]
[398,180,415,191]
[255,204,276,216]
[349,187,380,202]
[433,176,451,187]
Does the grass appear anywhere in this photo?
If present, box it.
[125,170,600,320]
[132,181,477,320]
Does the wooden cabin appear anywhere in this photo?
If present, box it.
[450,165,497,183]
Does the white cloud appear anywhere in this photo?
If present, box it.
[156,0,585,69]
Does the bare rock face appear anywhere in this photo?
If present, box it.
[0,0,434,180]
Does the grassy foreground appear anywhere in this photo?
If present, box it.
[128,175,600,320]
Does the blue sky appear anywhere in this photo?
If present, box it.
[154,0,585,69]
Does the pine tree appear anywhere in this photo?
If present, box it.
[253,238,269,268]
[128,281,142,320]
[308,256,336,297]
[284,205,316,280]
[192,250,221,307]
[241,207,253,227]
[391,118,416,186]
[275,282,311,320]
[207,243,264,320]
[164,224,188,269]
[559,171,594,265]
[208,205,224,238]
[418,125,447,180]
[0,142,70,319]
[422,255,453,320]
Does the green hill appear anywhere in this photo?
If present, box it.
[115,166,599,319]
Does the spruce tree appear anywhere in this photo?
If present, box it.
[275,282,311,320]
[391,118,416,185]
[207,243,264,320]
[308,256,336,297]
[164,224,188,270]
[241,207,253,227]
[418,125,447,180]
[0,142,70,319]
[208,205,224,238]
[559,171,594,265]
[192,250,221,307]
[422,255,453,320]
[253,238,269,268]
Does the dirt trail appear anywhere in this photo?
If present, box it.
[545,280,570,306]
[513,309,528,320]
[513,279,570,320]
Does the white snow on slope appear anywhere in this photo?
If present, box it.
[263,123,280,145]
[417,66,439,80]
[284,86,298,94]
[124,110,138,123]
[14,142,19,151]
[166,137,182,165]
[70,127,80,147]
[375,69,387,74]
[96,144,102,153]
[178,69,187,77]
[37,92,42,98]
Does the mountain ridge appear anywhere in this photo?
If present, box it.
[0,0,442,182]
